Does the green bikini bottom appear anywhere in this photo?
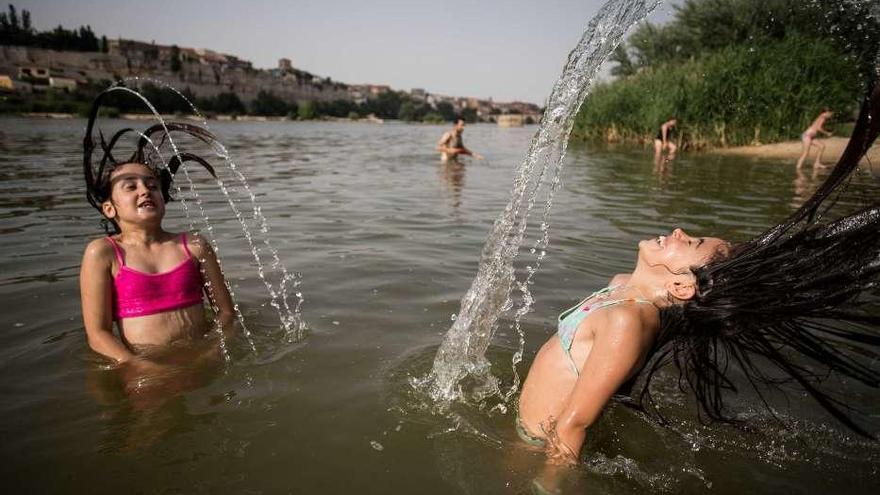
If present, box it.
[515,414,547,448]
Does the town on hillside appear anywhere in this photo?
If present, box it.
[0,5,541,123]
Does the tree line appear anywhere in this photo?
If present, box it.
[111,86,479,122]
[1,80,481,123]
[0,4,108,52]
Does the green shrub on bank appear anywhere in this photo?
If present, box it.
[297,101,316,120]
[574,35,861,147]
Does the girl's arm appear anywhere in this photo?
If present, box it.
[189,234,235,330]
[545,307,645,462]
[80,239,135,362]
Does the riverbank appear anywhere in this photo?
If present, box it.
[713,137,880,165]
[7,112,386,123]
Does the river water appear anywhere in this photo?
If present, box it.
[1,117,878,493]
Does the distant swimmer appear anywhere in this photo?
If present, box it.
[653,118,678,157]
[437,118,483,162]
[796,109,834,170]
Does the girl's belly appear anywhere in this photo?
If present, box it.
[117,304,208,349]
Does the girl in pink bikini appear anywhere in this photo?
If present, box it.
[79,92,234,373]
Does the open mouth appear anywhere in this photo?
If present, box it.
[137,200,156,209]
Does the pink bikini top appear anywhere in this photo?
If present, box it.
[105,233,204,320]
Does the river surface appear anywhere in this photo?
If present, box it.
[1,117,878,494]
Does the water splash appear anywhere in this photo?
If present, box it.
[133,77,307,343]
[98,80,308,353]
[414,0,660,407]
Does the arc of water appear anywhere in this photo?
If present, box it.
[128,127,238,360]
[114,79,306,343]
[98,85,259,354]
[145,78,306,343]
[420,0,662,407]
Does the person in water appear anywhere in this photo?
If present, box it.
[518,229,728,456]
[796,109,834,170]
[437,118,483,162]
[519,82,880,462]
[653,118,678,157]
[79,92,234,374]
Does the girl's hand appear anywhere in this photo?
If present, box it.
[120,357,170,395]
[540,416,579,465]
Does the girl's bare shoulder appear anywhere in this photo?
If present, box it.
[82,237,114,262]
[181,232,213,258]
[595,300,660,343]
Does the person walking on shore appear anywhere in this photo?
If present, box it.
[796,109,834,170]
[437,118,483,162]
[653,118,678,158]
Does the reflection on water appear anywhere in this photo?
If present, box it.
[1,117,878,493]
[653,150,674,191]
[792,165,824,209]
[439,160,466,210]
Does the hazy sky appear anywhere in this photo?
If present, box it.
[13,0,677,104]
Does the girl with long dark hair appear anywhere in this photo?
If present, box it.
[519,79,880,462]
[79,89,234,373]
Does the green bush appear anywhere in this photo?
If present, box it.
[297,101,316,120]
[422,112,444,124]
[250,90,289,116]
[574,35,861,147]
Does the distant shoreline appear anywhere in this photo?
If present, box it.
[11,112,389,123]
[6,113,508,125]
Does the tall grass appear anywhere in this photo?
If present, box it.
[573,35,861,147]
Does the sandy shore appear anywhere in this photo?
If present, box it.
[713,137,880,165]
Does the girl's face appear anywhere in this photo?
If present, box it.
[638,228,726,275]
[102,163,165,226]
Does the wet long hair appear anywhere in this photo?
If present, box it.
[83,87,218,233]
[641,77,880,436]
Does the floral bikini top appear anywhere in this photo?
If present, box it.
[556,285,652,375]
